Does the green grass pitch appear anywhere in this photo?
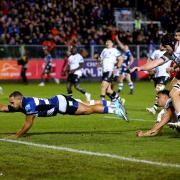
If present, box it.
[0,81,180,179]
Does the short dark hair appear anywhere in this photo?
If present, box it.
[175,28,180,33]
[157,89,170,97]
[161,33,176,50]
[9,91,23,98]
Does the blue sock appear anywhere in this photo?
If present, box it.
[102,100,107,106]
[103,106,108,113]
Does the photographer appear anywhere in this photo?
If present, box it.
[17,46,28,84]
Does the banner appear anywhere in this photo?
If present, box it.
[0,59,142,80]
[0,59,66,80]
[0,60,21,79]
[137,58,149,79]
[82,60,102,80]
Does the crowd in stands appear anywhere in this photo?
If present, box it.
[0,0,179,46]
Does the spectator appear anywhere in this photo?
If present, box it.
[17,45,28,84]
[0,0,179,46]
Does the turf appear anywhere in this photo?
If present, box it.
[0,81,180,179]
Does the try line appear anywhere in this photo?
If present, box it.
[0,138,180,169]
[103,116,151,122]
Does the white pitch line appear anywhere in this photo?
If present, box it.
[0,138,180,168]
[104,116,150,122]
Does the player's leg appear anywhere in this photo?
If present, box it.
[100,72,114,100]
[170,81,180,121]
[101,72,119,101]
[21,67,28,84]
[75,101,127,121]
[126,73,134,94]
[68,74,90,101]
[38,71,46,86]
[118,74,125,93]
[74,81,91,101]
[106,84,120,102]
[100,80,109,100]
[61,95,115,115]
[67,81,73,97]
[63,95,127,121]
[79,99,117,107]
[75,103,107,115]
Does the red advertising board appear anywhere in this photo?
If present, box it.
[137,58,149,79]
[0,59,67,80]
[0,58,149,80]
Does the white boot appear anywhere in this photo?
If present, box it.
[54,78,60,84]
[38,82,45,86]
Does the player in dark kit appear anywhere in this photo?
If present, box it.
[39,47,59,86]
[116,36,134,94]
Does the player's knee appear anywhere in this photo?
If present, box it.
[101,83,107,91]
[106,89,112,94]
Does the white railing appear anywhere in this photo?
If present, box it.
[0,44,159,60]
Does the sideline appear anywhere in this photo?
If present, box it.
[104,116,151,121]
[0,138,180,168]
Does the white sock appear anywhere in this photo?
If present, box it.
[108,107,115,114]
[106,101,111,106]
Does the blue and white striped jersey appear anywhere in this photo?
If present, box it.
[122,50,133,68]
[45,54,52,68]
[8,95,79,116]
[21,96,59,117]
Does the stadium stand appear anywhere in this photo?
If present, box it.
[0,0,179,46]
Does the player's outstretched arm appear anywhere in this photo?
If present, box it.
[115,35,126,52]
[136,108,172,137]
[131,58,164,73]
[15,115,35,138]
[0,104,9,112]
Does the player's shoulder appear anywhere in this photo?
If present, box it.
[153,49,165,55]
[102,48,108,52]
[151,49,166,59]
[76,53,83,59]
[23,97,38,114]
[22,96,36,106]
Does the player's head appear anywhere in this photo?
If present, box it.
[9,91,23,110]
[70,46,77,55]
[161,33,176,53]
[79,48,88,57]
[157,90,170,107]
[159,44,166,51]
[175,28,180,41]
[123,44,129,52]
[105,40,113,48]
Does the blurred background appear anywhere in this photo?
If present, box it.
[0,0,179,81]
